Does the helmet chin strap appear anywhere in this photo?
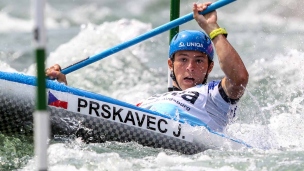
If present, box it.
[170,66,182,91]
[202,65,211,85]
[202,72,209,84]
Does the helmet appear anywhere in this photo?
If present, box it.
[169,30,214,61]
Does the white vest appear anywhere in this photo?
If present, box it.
[138,81,237,132]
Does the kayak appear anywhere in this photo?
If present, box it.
[0,71,251,154]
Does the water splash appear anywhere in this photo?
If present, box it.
[228,49,304,150]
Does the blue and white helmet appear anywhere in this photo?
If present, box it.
[169,30,214,61]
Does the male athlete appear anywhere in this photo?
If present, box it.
[46,2,248,132]
[137,2,248,132]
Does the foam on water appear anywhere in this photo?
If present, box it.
[1,0,304,170]
[0,12,32,32]
[0,61,17,72]
[26,19,168,103]
[226,49,304,150]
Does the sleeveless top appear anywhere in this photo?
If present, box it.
[137,80,238,132]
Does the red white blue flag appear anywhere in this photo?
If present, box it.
[48,91,68,109]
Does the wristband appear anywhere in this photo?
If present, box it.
[209,28,228,40]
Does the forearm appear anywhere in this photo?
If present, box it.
[192,2,248,98]
[213,34,248,98]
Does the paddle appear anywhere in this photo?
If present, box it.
[61,0,236,75]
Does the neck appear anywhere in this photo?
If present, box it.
[168,86,182,92]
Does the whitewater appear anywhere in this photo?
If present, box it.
[0,0,304,170]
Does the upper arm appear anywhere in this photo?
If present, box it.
[221,75,248,100]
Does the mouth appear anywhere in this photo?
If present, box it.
[183,77,195,82]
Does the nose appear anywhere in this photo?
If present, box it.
[186,60,195,72]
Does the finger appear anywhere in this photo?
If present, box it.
[53,64,62,71]
[45,67,54,76]
[47,64,61,72]
[193,3,199,19]
[195,2,212,11]
[45,68,52,77]
[56,73,67,85]
[48,71,58,80]
[49,64,60,72]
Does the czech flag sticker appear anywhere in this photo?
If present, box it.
[48,90,68,109]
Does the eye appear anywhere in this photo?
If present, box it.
[178,58,187,62]
[196,59,203,64]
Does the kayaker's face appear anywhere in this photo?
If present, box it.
[168,50,213,90]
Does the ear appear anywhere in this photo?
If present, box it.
[168,59,173,70]
[207,61,214,74]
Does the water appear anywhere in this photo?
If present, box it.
[1,0,304,170]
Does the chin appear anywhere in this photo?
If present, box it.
[181,85,194,90]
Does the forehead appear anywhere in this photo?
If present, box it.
[175,50,208,58]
